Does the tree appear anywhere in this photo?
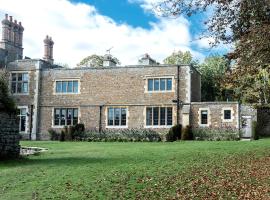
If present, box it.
[157,0,270,104]
[199,55,230,101]
[0,69,16,112]
[77,54,120,67]
[163,50,197,65]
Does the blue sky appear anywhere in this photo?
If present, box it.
[0,0,228,66]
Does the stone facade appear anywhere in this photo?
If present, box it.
[0,108,20,158]
[190,102,239,130]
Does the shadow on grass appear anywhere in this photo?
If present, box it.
[0,156,121,167]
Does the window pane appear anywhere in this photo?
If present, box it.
[17,82,22,93]
[108,108,114,126]
[148,79,153,91]
[56,81,62,93]
[23,82,28,93]
[154,79,159,91]
[54,109,60,126]
[60,109,66,125]
[224,110,231,120]
[22,73,29,81]
[153,107,159,125]
[62,81,67,93]
[201,110,208,124]
[20,116,26,132]
[11,82,16,93]
[166,78,172,90]
[67,81,73,93]
[114,108,120,126]
[21,108,27,115]
[121,108,126,126]
[73,81,78,93]
[67,109,72,125]
[167,107,173,125]
[18,73,22,81]
[160,79,166,91]
[146,107,152,126]
[73,109,78,125]
[160,107,166,125]
[12,74,17,81]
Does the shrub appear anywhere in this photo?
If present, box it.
[48,129,59,141]
[181,125,193,140]
[193,128,240,141]
[166,124,182,142]
[252,121,259,140]
[72,124,86,140]
[60,130,65,142]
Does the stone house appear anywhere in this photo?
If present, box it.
[0,14,244,140]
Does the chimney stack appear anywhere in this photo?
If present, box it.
[43,35,54,64]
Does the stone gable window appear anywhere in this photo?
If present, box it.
[222,108,234,122]
[224,110,231,120]
[147,78,172,92]
[201,110,208,125]
[11,72,29,94]
[146,107,173,127]
[107,107,127,127]
[55,80,79,94]
[54,108,78,126]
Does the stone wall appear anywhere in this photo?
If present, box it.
[0,110,20,159]
[190,102,239,130]
[257,107,270,137]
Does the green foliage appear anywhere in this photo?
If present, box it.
[198,55,230,101]
[48,129,60,141]
[77,54,120,67]
[166,124,182,142]
[85,129,161,142]
[163,50,197,65]
[181,125,193,140]
[72,124,85,140]
[60,130,65,142]
[193,128,240,141]
[252,121,259,140]
[0,69,16,112]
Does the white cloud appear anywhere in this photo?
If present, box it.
[0,0,204,67]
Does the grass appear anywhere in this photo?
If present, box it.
[0,140,270,199]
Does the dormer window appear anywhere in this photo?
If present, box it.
[11,72,29,94]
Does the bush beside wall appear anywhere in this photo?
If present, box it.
[193,128,240,141]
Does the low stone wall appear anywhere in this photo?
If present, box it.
[0,111,20,159]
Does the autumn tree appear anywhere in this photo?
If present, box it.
[163,50,197,65]
[156,0,270,104]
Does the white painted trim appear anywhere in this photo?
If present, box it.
[144,76,175,93]
[17,106,29,134]
[198,108,211,127]
[221,107,234,123]
[105,106,129,128]
[51,107,81,128]
[53,79,81,95]
[144,106,174,128]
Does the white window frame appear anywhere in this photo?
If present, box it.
[198,108,211,127]
[105,106,128,129]
[10,71,30,95]
[144,106,173,128]
[222,107,234,123]
[53,79,80,95]
[18,106,28,133]
[144,75,175,93]
[52,107,80,128]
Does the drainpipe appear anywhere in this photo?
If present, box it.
[238,101,241,137]
[176,65,180,125]
[99,105,103,133]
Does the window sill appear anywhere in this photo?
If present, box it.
[54,93,80,95]
[106,126,128,129]
[145,125,173,129]
[12,93,29,96]
[222,119,233,123]
[199,124,210,127]
[145,91,174,94]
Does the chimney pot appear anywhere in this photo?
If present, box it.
[5,14,8,19]
[19,22,21,26]
[15,20,17,24]
[9,16,12,22]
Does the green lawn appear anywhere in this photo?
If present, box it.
[1,140,270,199]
